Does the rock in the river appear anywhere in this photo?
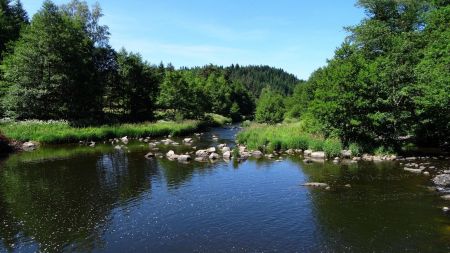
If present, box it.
[121,136,129,144]
[144,152,154,159]
[89,141,95,147]
[304,150,312,156]
[218,144,227,149]
[404,167,423,174]
[443,207,449,212]
[22,141,37,151]
[195,157,207,162]
[183,138,193,143]
[114,145,122,150]
[166,150,179,160]
[207,147,216,153]
[433,174,450,186]
[222,146,230,153]
[302,182,329,188]
[209,153,220,160]
[178,155,191,162]
[223,151,232,158]
[195,149,209,157]
[341,150,352,158]
[252,150,263,158]
[441,195,450,201]
[311,151,325,159]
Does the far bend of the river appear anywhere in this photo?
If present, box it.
[0,125,449,253]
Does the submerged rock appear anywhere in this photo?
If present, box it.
[22,141,37,151]
[302,182,329,188]
[404,167,423,174]
[433,174,450,186]
[144,152,154,159]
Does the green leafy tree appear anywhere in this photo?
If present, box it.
[255,87,285,124]
[105,49,160,122]
[0,0,28,59]
[1,0,100,121]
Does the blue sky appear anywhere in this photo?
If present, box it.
[21,0,365,79]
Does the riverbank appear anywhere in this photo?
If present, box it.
[0,120,207,145]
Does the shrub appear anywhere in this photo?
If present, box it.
[308,138,324,151]
[348,143,362,156]
[323,138,343,158]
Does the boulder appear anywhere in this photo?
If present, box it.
[89,142,96,147]
[252,150,263,158]
[433,174,450,186]
[195,149,209,157]
[121,136,129,144]
[222,147,231,153]
[207,147,216,153]
[341,150,352,158]
[114,145,122,150]
[218,144,227,149]
[286,149,295,155]
[239,146,247,153]
[183,138,193,143]
[441,195,450,201]
[311,151,325,159]
[304,150,312,156]
[404,167,423,174]
[144,152,154,159]
[302,182,329,188]
[22,141,37,151]
[178,155,191,162]
[223,151,232,158]
[209,153,220,160]
[166,150,177,159]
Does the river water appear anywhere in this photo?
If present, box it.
[0,126,449,252]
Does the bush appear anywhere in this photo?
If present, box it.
[323,138,343,158]
[308,138,324,151]
[348,143,362,156]
[255,88,285,124]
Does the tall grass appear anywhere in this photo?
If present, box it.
[0,120,202,144]
[236,123,336,153]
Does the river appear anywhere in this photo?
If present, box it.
[0,126,449,252]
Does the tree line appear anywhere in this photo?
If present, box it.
[254,0,449,150]
[0,0,302,124]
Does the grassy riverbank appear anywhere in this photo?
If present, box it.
[237,123,349,158]
[0,120,204,144]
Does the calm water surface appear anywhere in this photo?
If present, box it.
[0,126,449,252]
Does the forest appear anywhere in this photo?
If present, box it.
[0,0,449,153]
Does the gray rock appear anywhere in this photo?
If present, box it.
[404,167,423,174]
[222,146,231,153]
[304,150,312,156]
[209,153,220,160]
[195,150,209,157]
[121,136,129,144]
[433,174,450,186]
[144,152,154,159]
[252,150,263,158]
[207,147,216,153]
[183,138,193,143]
[441,195,450,200]
[22,141,37,151]
[223,151,232,158]
[311,151,325,159]
[341,150,352,158]
[178,155,191,161]
[302,182,329,187]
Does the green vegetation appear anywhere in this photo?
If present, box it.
[0,0,448,151]
[0,120,201,144]
[283,0,450,150]
[237,123,333,153]
[255,87,285,124]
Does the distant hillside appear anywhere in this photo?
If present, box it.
[226,65,302,97]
